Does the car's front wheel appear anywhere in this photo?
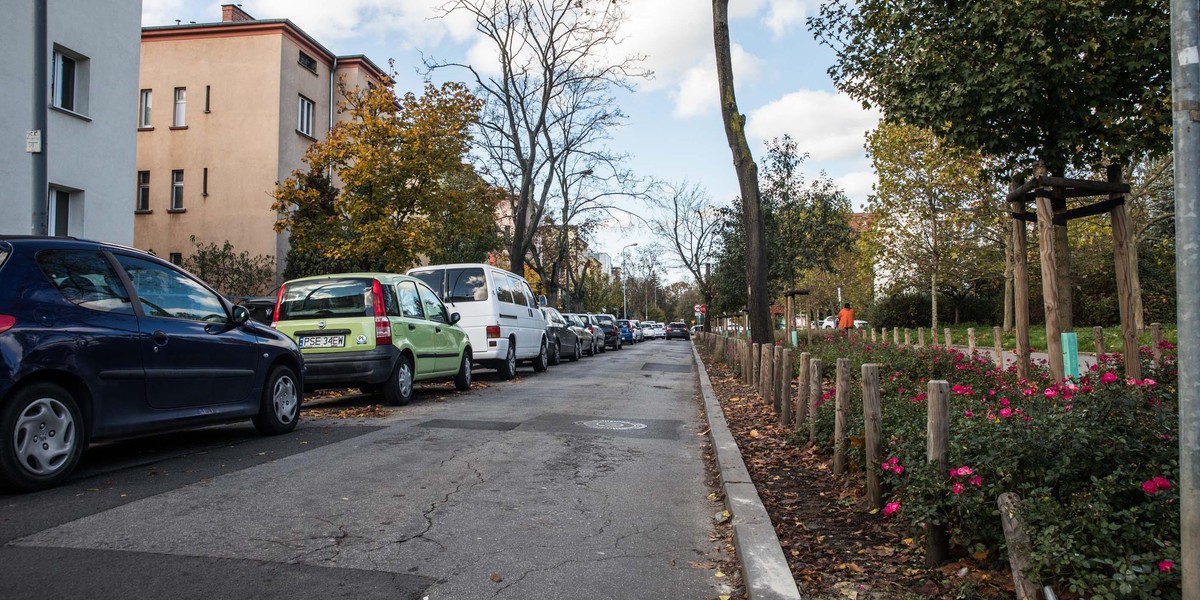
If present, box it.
[0,383,84,493]
[384,356,415,406]
[570,339,581,362]
[454,350,472,391]
[532,338,549,372]
[253,365,301,435]
[548,338,561,366]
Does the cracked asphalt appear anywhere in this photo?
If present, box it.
[0,338,725,599]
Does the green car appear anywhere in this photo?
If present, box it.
[272,273,472,405]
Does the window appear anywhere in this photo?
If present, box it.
[397,282,424,319]
[298,51,318,73]
[49,189,72,236]
[170,170,184,210]
[36,250,133,314]
[297,95,314,136]
[52,49,86,113]
[417,284,448,324]
[205,85,211,113]
[173,87,186,127]
[139,90,152,128]
[114,254,226,322]
[446,267,488,302]
[168,252,182,266]
[202,167,208,197]
[136,171,150,211]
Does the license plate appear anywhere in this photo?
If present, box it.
[299,335,345,349]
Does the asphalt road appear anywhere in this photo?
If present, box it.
[0,338,725,600]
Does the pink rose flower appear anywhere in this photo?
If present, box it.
[999,407,1012,418]
[1044,388,1057,398]
[883,501,900,516]
[1000,398,1010,407]
[1159,560,1174,572]
[963,410,974,417]
[1153,476,1171,491]
[1142,480,1160,494]
[952,482,965,495]
[969,475,982,486]
[893,465,905,474]
[1100,371,1118,384]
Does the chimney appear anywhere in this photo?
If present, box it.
[221,4,255,22]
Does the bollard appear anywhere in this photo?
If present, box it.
[944,328,952,349]
[1093,326,1105,359]
[994,326,1003,367]
[968,327,976,359]
[808,358,823,443]
[862,364,882,510]
[918,327,925,348]
[760,344,775,405]
[927,379,950,566]
[772,345,784,412]
[833,358,849,475]
[904,328,911,346]
[796,352,811,431]
[779,349,794,426]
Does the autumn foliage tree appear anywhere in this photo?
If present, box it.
[273,80,501,276]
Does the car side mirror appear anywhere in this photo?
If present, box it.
[449,312,461,325]
[537,294,547,307]
[231,305,251,325]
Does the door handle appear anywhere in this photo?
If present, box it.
[408,324,416,331]
[435,326,442,333]
[152,330,168,346]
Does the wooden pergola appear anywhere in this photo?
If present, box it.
[1006,163,1140,380]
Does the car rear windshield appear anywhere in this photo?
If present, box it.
[277,278,375,320]
[409,267,488,303]
[594,315,615,326]
[618,320,630,327]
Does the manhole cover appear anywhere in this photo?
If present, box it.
[574,419,647,431]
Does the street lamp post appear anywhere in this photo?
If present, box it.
[620,242,638,319]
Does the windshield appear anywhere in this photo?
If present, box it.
[594,315,615,326]
[278,278,373,320]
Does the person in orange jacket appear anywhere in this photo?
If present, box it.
[837,302,855,333]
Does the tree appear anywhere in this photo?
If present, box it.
[713,0,771,344]
[430,0,645,275]
[273,80,498,275]
[809,0,1171,175]
[647,181,722,329]
[864,122,1003,330]
[182,236,275,297]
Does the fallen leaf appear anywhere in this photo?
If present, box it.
[972,550,989,560]
[715,570,726,578]
[490,573,503,583]
[749,429,760,438]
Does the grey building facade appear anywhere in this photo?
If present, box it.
[0,0,142,244]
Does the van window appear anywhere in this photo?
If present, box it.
[508,275,531,307]
[446,267,487,302]
[496,273,517,304]
[518,280,538,307]
[408,269,443,296]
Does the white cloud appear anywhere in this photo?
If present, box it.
[746,90,879,160]
[762,0,814,39]
[241,0,470,50]
[835,171,877,209]
[141,0,191,26]
[672,44,762,119]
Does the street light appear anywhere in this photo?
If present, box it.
[620,242,638,319]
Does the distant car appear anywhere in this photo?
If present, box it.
[618,319,638,344]
[690,325,702,335]
[542,307,581,363]
[0,236,304,492]
[640,321,656,340]
[229,292,277,325]
[665,322,691,340]
[854,319,868,329]
[630,320,645,342]
[593,313,623,350]
[564,313,596,357]
[273,273,473,406]
[652,323,666,339]
[566,313,604,355]
[820,316,837,329]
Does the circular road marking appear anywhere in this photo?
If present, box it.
[575,419,647,431]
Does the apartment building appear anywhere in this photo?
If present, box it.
[135,4,384,276]
[0,0,141,243]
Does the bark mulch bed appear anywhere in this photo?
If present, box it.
[699,348,1013,600]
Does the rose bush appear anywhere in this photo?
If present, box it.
[794,332,1180,598]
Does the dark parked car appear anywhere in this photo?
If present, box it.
[566,313,605,355]
[0,236,304,492]
[541,307,581,363]
[563,313,597,356]
[665,321,691,340]
[592,313,622,350]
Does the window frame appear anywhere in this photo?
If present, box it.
[139,89,152,128]
[170,169,184,211]
[52,50,78,112]
[136,170,150,212]
[297,95,315,137]
[172,87,186,127]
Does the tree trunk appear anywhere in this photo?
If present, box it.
[931,272,939,333]
[1003,231,1014,332]
[713,0,771,344]
[1129,236,1144,328]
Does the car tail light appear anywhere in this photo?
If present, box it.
[486,325,501,339]
[270,285,286,328]
[372,279,391,346]
[0,314,14,334]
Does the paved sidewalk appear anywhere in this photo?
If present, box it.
[691,343,802,600]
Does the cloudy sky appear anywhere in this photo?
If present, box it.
[142,0,879,278]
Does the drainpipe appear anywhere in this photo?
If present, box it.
[326,56,336,180]
[31,0,48,235]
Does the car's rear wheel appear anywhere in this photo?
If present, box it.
[497,343,517,380]
[0,383,84,493]
[570,339,581,362]
[384,356,415,406]
[454,350,472,391]
[532,339,549,372]
[253,365,300,436]
[548,338,561,366]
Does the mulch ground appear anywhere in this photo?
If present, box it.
[699,347,1013,600]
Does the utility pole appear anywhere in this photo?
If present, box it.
[620,242,637,319]
[31,0,48,235]
[1171,0,1199,594]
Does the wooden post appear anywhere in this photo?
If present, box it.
[944,328,952,349]
[773,345,784,412]
[795,352,811,430]
[806,307,813,344]
[998,493,1041,600]
[862,364,882,510]
[893,327,899,345]
[1011,176,1032,380]
[833,358,849,475]
[918,327,925,348]
[808,358,823,443]
[994,327,1003,367]
[871,327,877,342]
[785,295,794,348]
[1151,322,1163,369]
[1110,165,1140,379]
[760,344,774,405]
[967,327,976,359]
[904,328,911,346]
[1093,326,1105,358]
[1036,192,1066,381]
[751,343,761,387]
[779,349,794,426]
[927,379,951,566]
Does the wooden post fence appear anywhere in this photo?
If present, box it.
[772,345,784,412]
[751,343,761,387]
[1151,322,1163,369]
[998,493,1041,600]
[808,358,823,443]
[968,327,976,359]
[904,328,911,346]
[994,327,1003,366]
[927,379,951,566]
[779,349,794,426]
[893,327,900,345]
[833,358,849,475]
[1093,326,1105,358]
[871,327,877,342]
[796,352,811,431]
[919,327,926,348]
[862,363,882,510]
[761,343,775,406]
[944,327,952,350]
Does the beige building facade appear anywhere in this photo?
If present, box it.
[135,4,383,279]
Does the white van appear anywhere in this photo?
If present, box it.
[407,263,549,380]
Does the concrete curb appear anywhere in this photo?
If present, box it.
[692,342,802,600]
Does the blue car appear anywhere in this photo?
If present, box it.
[0,236,304,492]
[618,319,637,343]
